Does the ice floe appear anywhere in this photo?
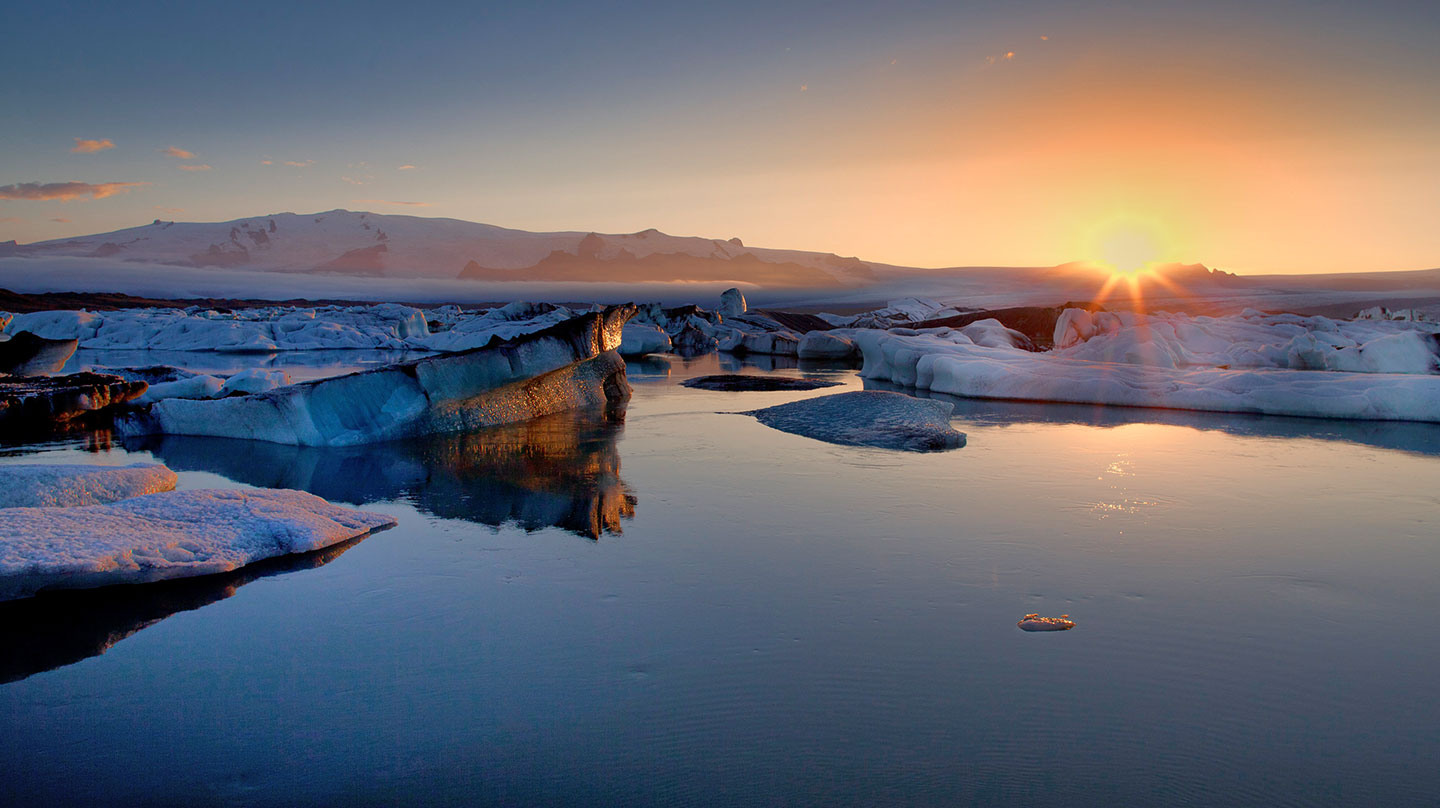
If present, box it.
[118,306,635,445]
[744,390,965,451]
[0,488,396,601]
[0,463,178,508]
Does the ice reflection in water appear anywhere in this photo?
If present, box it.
[128,408,636,540]
[866,377,1440,457]
[0,537,363,684]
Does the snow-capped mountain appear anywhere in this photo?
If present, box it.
[0,210,874,287]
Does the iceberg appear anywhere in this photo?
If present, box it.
[0,463,178,508]
[0,372,148,428]
[855,326,1440,422]
[0,488,396,601]
[1051,308,1440,374]
[619,323,673,356]
[0,331,78,375]
[118,305,636,445]
[744,390,965,451]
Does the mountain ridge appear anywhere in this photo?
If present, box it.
[0,209,875,288]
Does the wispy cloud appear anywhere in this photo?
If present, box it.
[352,198,430,207]
[178,164,212,171]
[260,159,274,165]
[156,206,185,215]
[397,164,418,170]
[0,217,21,224]
[0,181,149,201]
[161,146,196,159]
[283,159,314,168]
[71,138,116,154]
[51,217,72,223]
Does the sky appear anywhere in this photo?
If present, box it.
[2,0,1438,274]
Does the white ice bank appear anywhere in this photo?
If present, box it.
[0,488,396,601]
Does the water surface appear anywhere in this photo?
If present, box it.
[3,351,1439,805]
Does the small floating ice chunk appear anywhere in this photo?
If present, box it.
[0,488,397,601]
[218,368,292,396]
[619,323,673,356]
[0,463,178,508]
[743,390,965,451]
[1018,613,1075,632]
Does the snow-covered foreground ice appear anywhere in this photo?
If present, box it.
[0,488,396,601]
[118,306,635,445]
[744,390,965,451]
[0,463,177,508]
[856,311,1440,422]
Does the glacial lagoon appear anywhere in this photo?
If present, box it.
[3,351,1440,805]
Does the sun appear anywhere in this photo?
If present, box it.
[1083,216,1173,277]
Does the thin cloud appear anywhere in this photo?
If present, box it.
[51,217,72,223]
[352,198,430,207]
[1005,51,1015,60]
[72,138,116,154]
[161,146,196,159]
[0,217,21,224]
[178,164,212,171]
[283,160,314,167]
[156,206,185,215]
[397,164,418,170]
[1040,35,1049,41]
[0,181,150,201]
[342,175,375,185]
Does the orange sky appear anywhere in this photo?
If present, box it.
[3,2,1438,274]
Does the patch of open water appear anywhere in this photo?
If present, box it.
[3,350,1440,805]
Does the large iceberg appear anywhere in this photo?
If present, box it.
[0,488,396,601]
[118,305,635,445]
[744,390,966,451]
[0,463,177,508]
[855,316,1440,422]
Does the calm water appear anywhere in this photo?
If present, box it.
[3,351,1440,806]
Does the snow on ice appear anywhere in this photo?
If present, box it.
[0,463,178,508]
[0,488,396,601]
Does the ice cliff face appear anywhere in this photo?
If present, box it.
[118,305,636,445]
